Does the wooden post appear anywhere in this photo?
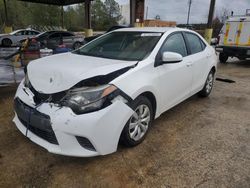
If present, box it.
[84,0,93,36]
[130,0,135,26]
[3,0,8,25]
[61,6,64,29]
[3,0,12,33]
[85,0,91,29]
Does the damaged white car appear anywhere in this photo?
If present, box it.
[13,27,217,157]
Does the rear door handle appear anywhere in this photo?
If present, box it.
[186,62,193,67]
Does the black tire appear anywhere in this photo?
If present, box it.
[2,38,12,47]
[219,53,228,63]
[73,42,82,50]
[198,70,215,97]
[120,96,153,147]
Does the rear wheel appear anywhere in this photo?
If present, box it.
[198,70,215,97]
[219,53,228,63]
[120,96,153,147]
[2,38,12,47]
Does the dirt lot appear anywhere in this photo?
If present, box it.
[0,59,250,188]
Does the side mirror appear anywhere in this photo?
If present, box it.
[162,52,183,64]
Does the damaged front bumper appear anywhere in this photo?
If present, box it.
[13,81,134,157]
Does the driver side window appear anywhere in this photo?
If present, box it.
[161,33,187,57]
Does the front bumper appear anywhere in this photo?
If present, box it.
[13,81,134,157]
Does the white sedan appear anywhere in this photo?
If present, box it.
[0,29,40,47]
[13,27,217,157]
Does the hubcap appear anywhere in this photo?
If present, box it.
[206,73,214,93]
[129,104,150,141]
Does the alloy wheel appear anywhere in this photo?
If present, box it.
[129,104,150,141]
[206,72,214,94]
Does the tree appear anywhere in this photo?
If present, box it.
[91,0,121,30]
[0,0,122,32]
[212,17,223,37]
[91,0,106,30]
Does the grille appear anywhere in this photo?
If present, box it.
[27,82,66,104]
[76,136,96,151]
[19,118,59,145]
[14,98,59,145]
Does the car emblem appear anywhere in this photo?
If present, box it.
[49,78,53,83]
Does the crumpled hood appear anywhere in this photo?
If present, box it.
[27,53,137,94]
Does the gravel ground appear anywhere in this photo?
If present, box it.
[0,59,250,188]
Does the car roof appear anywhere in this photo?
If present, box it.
[114,27,187,33]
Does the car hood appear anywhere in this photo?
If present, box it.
[27,53,137,94]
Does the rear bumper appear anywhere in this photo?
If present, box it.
[13,81,134,157]
[216,45,250,57]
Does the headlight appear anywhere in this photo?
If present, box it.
[24,74,30,87]
[61,84,120,114]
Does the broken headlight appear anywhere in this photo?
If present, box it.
[61,84,121,114]
[24,74,30,88]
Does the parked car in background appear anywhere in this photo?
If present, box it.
[31,31,85,50]
[83,25,129,44]
[0,29,40,47]
[13,27,217,157]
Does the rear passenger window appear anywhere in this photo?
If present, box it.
[185,33,203,54]
[161,33,187,57]
[200,40,206,50]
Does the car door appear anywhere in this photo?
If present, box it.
[156,32,193,112]
[47,32,62,49]
[61,32,75,48]
[184,32,210,94]
[13,30,25,43]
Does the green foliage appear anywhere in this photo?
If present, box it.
[91,0,121,30]
[0,0,122,32]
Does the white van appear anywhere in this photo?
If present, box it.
[216,9,250,63]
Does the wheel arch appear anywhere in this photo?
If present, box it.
[1,37,12,46]
[211,66,216,73]
[136,91,157,120]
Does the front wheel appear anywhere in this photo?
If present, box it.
[198,70,215,97]
[120,96,153,147]
[2,38,12,47]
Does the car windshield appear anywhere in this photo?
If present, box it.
[74,32,162,61]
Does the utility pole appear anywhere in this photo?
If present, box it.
[186,0,192,27]
[205,0,216,43]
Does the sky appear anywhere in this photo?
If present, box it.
[115,0,250,24]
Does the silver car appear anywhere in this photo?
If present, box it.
[34,31,85,50]
[0,29,40,47]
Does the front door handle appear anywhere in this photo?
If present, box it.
[206,54,212,58]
